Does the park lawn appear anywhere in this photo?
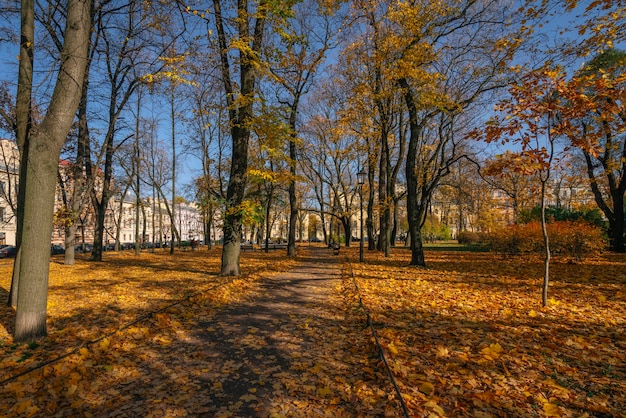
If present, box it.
[345,246,626,417]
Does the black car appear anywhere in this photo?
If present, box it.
[75,243,93,253]
[51,244,65,255]
[0,245,17,258]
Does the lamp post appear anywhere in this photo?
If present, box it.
[357,171,367,262]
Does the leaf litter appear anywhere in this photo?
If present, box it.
[0,247,399,416]
[0,246,624,417]
[348,248,625,417]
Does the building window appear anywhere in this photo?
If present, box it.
[0,181,5,197]
[0,207,4,222]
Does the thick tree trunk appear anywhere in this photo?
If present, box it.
[367,169,376,251]
[14,0,91,341]
[15,147,58,340]
[608,189,625,252]
[342,217,351,247]
[583,150,626,252]
[91,202,106,261]
[64,223,78,265]
[377,134,388,253]
[287,133,297,257]
[264,187,273,253]
[221,211,243,275]
[214,0,266,275]
[63,44,92,265]
[391,196,399,246]
[400,78,427,267]
[8,0,34,308]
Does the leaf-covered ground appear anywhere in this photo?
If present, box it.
[0,246,624,417]
[348,248,626,417]
[0,247,399,416]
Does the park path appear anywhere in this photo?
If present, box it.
[185,246,398,417]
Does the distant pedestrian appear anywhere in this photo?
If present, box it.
[191,239,197,251]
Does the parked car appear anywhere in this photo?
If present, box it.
[51,244,65,255]
[74,243,93,253]
[0,245,17,258]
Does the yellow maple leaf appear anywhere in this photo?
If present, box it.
[543,402,561,416]
[318,386,333,396]
[481,342,504,360]
[424,400,445,415]
[418,381,435,395]
[387,342,399,356]
[436,345,449,358]
[99,337,110,352]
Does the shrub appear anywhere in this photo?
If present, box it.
[457,230,481,245]
[422,216,451,242]
[485,221,606,259]
[518,205,605,227]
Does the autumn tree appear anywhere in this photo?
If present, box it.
[562,0,626,57]
[346,0,407,257]
[436,159,485,234]
[385,0,526,266]
[83,0,182,261]
[265,0,336,257]
[208,0,304,275]
[481,151,540,224]
[476,66,576,307]
[564,49,626,252]
[12,0,91,341]
[300,81,361,245]
[185,71,228,249]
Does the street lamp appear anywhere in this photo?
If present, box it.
[357,171,367,262]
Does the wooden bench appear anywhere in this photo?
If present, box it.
[240,244,255,251]
[264,243,288,250]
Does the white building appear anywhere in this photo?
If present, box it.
[0,139,19,245]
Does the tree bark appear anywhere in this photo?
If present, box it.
[400,78,426,266]
[287,114,298,257]
[14,0,91,341]
[583,149,625,252]
[540,178,551,307]
[8,0,35,308]
[214,0,267,275]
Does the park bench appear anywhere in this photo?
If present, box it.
[240,244,255,251]
[264,243,288,250]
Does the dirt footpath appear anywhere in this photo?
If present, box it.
[188,246,400,417]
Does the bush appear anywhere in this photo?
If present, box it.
[518,205,605,227]
[457,231,481,245]
[485,221,606,259]
[422,216,451,242]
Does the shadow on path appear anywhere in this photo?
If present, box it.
[187,246,397,416]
